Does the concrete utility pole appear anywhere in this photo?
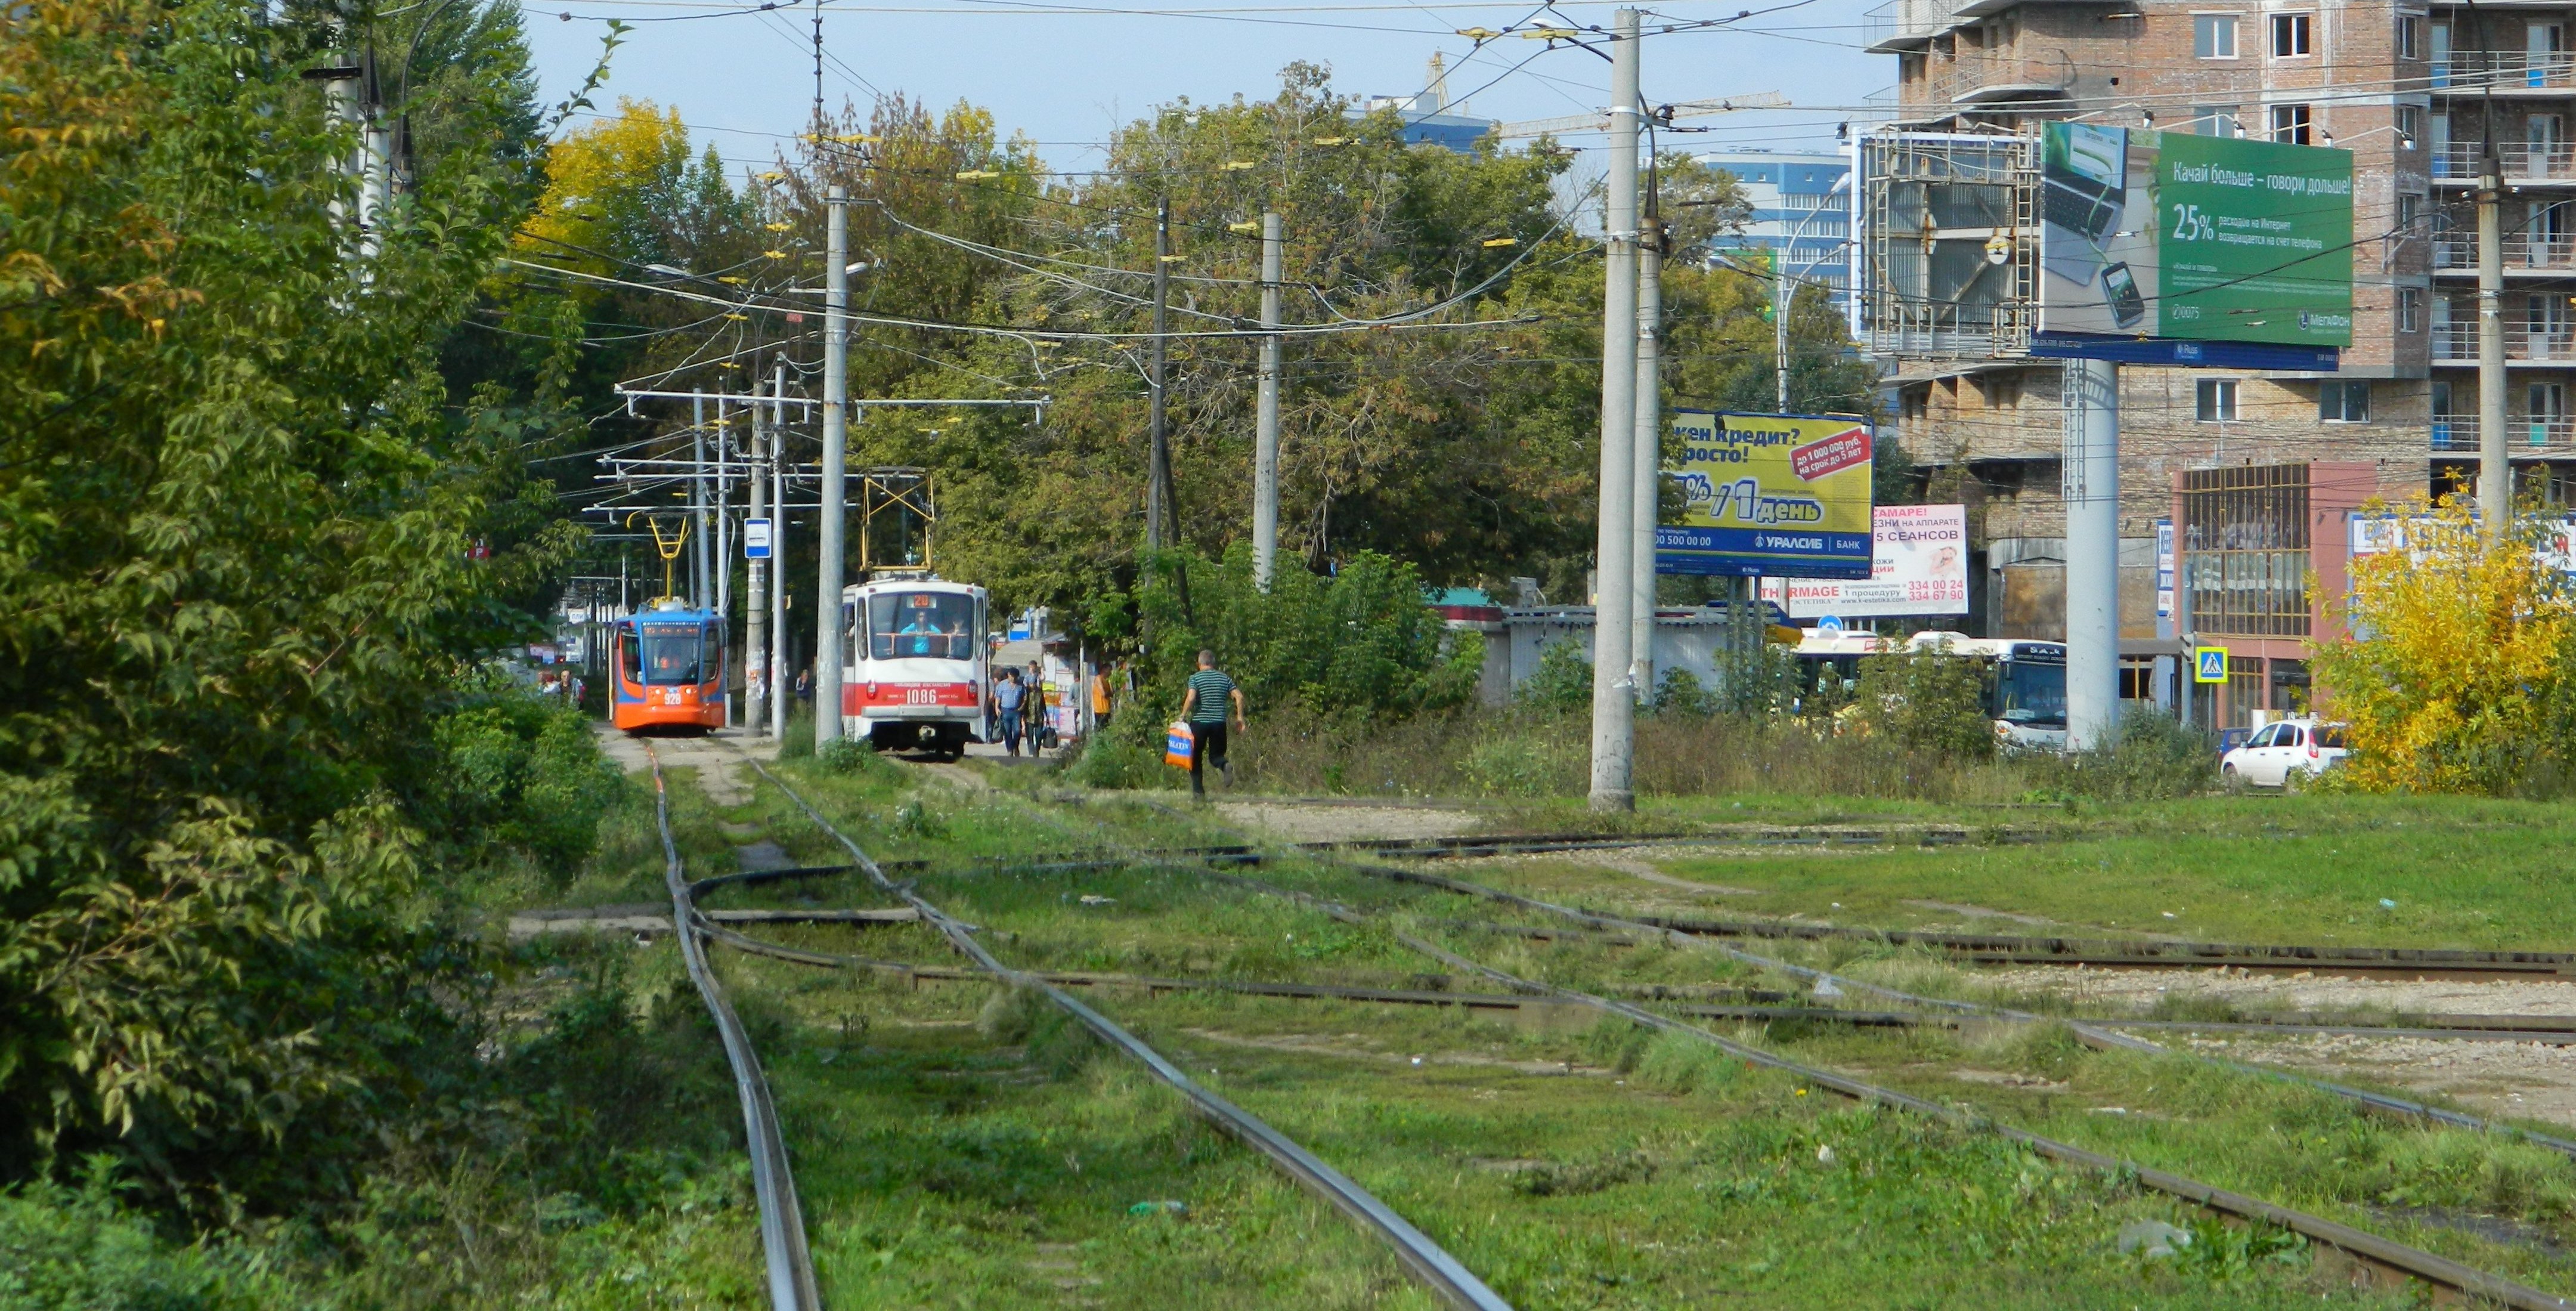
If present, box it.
[1587,7,1642,813]
[1253,211,1284,589]
[815,187,850,750]
[770,356,791,741]
[716,397,733,618]
[691,392,711,608]
[2063,357,2120,752]
[2478,149,2510,539]
[1631,194,1664,704]
[1773,254,1791,415]
[748,382,770,735]
[1147,197,1175,550]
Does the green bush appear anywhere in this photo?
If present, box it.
[1651,667,1719,719]
[1067,731,1179,790]
[1852,642,1996,758]
[2051,709,2218,800]
[0,1165,280,1310]
[1516,638,1592,712]
[1129,545,1484,728]
[431,672,624,880]
[816,737,899,783]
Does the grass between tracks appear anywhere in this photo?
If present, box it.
[631,753,2576,1306]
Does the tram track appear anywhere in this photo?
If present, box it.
[643,743,822,1311]
[937,783,2576,1308]
[732,755,1515,1311]
[977,818,2567,979]
[1309,847,2576,1157]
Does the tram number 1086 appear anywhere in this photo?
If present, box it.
[906,688,939,706]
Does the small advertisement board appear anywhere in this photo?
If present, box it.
[2039,122,2352,348]
[1758,505,1969,617]
[1658,411,1875,579]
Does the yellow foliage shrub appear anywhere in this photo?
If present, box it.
[2311,494,2576,793]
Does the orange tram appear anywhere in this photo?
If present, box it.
[610,601,727,733]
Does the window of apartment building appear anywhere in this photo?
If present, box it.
[2398,13,2425,59]
[2400,286,2425,332]
[2270,104,2314,144]
[2194,13,2239,58]
[2271,11,2312,57]
[2196,378,2240,421]
[2534,381,2569,443]
[2397,104,2423,149]
[2319,380,2372,422]
[2189,105,2238,136]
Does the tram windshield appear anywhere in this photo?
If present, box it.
[868,591,974,660]
[639,622,707,685]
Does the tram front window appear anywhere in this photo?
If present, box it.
[639,623,705,685]
[869,592,974,660]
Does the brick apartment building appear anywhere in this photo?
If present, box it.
[1860,0,2556,699]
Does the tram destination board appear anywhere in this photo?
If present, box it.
[1657,411,1875,579]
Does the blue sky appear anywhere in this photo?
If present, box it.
[519,0,1885,180]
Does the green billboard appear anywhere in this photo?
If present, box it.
[2039,123,2351,347]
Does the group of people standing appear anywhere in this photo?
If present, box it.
[989,660,1052,757]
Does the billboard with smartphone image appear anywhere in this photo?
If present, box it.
[2039,122,2352,347]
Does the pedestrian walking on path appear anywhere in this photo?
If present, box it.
[1178,649,1244,798]
[995,666,1029,757]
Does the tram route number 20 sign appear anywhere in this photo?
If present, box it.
[1657,411,1875,579]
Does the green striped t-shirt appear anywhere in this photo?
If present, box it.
[1186,669,1236,723]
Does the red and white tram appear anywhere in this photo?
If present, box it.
[840,575,989,759]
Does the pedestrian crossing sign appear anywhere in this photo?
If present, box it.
[2193,646,2228,684]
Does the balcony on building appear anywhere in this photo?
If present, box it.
[1863,0,1951,51]
[2432,50,2576,95]
[1931,47,2077,106]
[2431,141,2576,184]
[2431,230,2576,274]
[2426,413,2576,453]
[2429,317,2576,362]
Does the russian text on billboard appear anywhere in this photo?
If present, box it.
[1659,411,1875,579]
[2040,122,2352,348]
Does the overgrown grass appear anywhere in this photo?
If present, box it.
[1145,706,2208,806]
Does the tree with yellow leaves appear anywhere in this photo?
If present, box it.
[2312,494,2576,793]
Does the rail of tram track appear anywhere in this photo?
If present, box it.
[643,744,822,1311]
[734,756,1515,1311]
[750,769,2576,1309]
[1036,823,2576,980]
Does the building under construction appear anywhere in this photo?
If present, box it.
[1856,0,2501,724]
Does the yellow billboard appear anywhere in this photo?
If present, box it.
[1657,410,1876,579]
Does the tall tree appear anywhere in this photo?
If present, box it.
[0,0,581,1199]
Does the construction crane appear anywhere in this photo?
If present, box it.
[1494,92,1790,140]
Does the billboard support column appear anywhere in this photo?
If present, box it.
[2479,156,2509,540]
[2063,357,2120,750]
[1587,7,1641,813]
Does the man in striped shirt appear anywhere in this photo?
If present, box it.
[1178,649,1246,798]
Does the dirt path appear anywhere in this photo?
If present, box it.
[1212,801,1482,843]
[595,723,776,808]
[1987,967,2576,1019]
[1989,966,2576,1129]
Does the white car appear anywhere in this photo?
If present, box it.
[2221,718,2349,788]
